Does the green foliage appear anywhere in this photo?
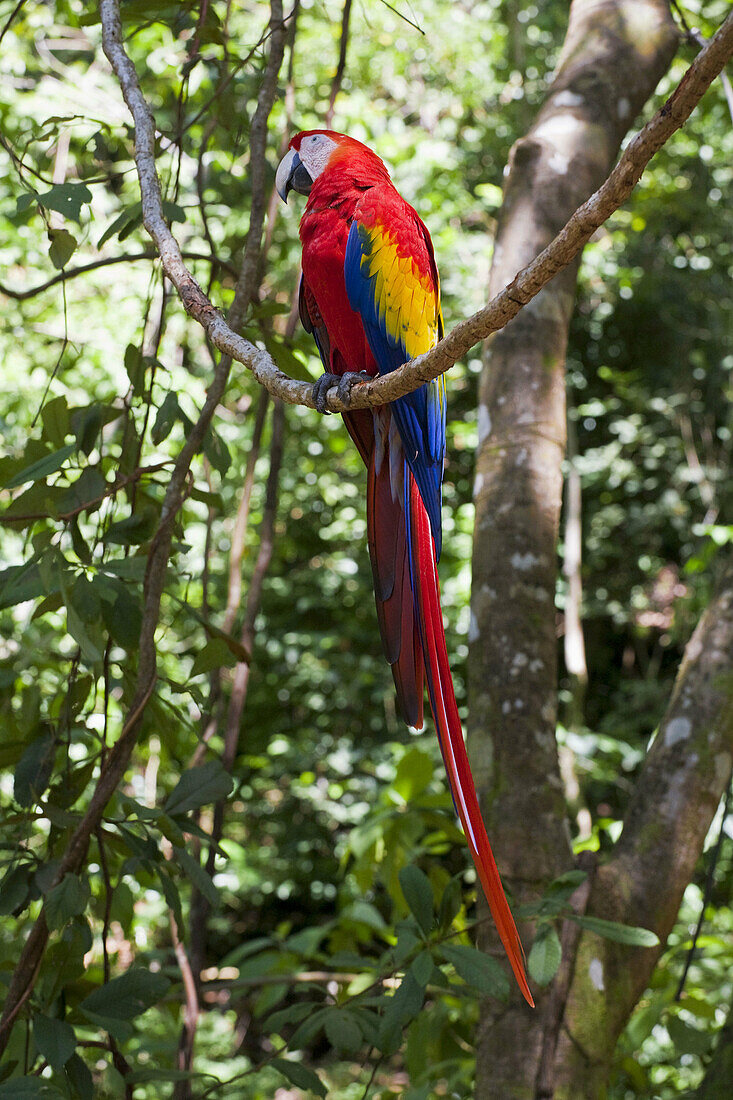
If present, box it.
[0,0,730,1096]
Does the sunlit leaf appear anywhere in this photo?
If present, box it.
[568,914,659,947]
[528,925,562,986]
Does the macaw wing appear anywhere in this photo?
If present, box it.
[299,276,331,371]
[300,275,374,464]
[344,207,446,557]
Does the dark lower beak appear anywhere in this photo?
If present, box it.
[276,149,314,203]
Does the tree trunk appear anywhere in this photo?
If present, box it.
[555,556,733,1097]
[468,2,678,1096]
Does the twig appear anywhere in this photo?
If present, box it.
[325,0,353,127]
[675,772,733,1001]
[222,389,271,635]
[0,462,171,525]
[0,0,25,47]
[670,2,733,123]
[0,250,234,302]
[170,904,200,1100]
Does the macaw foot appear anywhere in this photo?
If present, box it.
[312,371,371,414]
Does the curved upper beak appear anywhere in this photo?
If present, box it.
[275,148,314,203]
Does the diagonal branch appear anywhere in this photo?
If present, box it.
[85,10,732,413]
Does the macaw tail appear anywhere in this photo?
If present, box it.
[406,475,534,1008]
[355,409,532,1006]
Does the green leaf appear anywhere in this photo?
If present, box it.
[547,870,588,893]
[324,1008,363,1054]
[0,864,31,915]
[271,1059,326,1098]
[261,332,314,383]
[265,1001,315,1033]
[59,467,106,515]
[79,968,170,1022]
[164,760,233,816]
[151,392,180,445]
[40,396,70,447]
[124,344,145,397]
[377,971,424,1055]
[33,182,93,223]
[191,637,239,677]
[103,505,158,546]
[32,1013,76,1070]
[156,868,184,931]
[666,1014,713,1056]
[438,877,462,930]
[528,925,562,986]
[0,565,45,609]
[70,405,103,455]
[173,848,218,906]
[48,229,78,269]
[98,205,142,248]
[42,919,91,1004]
[568,914,659,947]
[202,427,231,476]
[101,557,148,581]
[161,200,186,225]
[393,921,420,966]
[399,865,434,936]
[66,603,104,663]
[3,444,76,490]
[101,580,142,649]
[45,873,90,932]
[440,943,510,998]
[410,949,434,988]
[14,732,56,807]
[392,746,434,802]
[70,575,100,622]
[64,1053,94,1100]
[109,881,135,931]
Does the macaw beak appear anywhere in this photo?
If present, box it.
[275,148,313,203]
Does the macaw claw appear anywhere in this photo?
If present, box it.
[312,371,371,413]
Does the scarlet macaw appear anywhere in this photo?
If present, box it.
[276,130,532,1006]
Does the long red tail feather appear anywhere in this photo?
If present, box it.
[407,478,534,1007]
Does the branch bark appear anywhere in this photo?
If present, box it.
[53,10,731,415]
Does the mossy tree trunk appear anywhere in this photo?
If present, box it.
[463,2,715,1096]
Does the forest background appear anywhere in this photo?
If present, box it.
[0,1,731,1098]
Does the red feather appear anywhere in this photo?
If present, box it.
[406,477,533,1006]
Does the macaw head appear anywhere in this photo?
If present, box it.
[275,130,386,202]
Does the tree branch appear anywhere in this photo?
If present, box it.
[73,11,731,414]
[0,251,234,302]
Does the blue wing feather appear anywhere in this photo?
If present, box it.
[345,218,445,558]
